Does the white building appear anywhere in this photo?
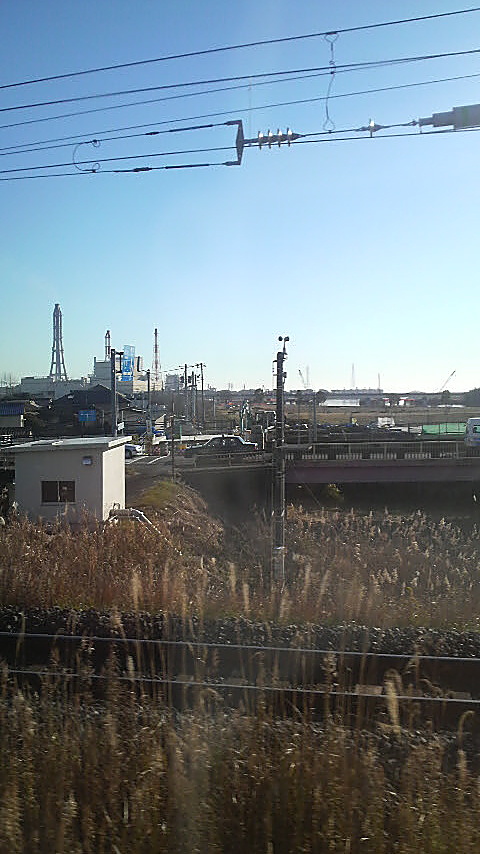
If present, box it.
[10,436,130,524]
[91,354,148,395]
[18,376,89,400]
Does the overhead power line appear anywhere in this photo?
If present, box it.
[1,124,479,181]
[1,6,479,91]
[0,120,229,158]
[3,60,480,134]
[3,47,480,115]
[0,144,234,175]
[2,70,480,155]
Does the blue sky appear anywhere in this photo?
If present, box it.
[0,1,479,393]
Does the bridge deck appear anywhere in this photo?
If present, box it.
[285,441,480,484]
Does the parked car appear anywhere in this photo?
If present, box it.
[184,435,258,459]
[125,443,143,459]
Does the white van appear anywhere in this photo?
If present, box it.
[464,417,480,447]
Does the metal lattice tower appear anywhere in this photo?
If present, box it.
[48,303,68,381]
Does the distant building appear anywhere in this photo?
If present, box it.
[164,373,180,393]
[18,376,89,400]
[91,352,147,395]
[0,399,40,433]
[40,384,132,435]
[330,388,383,395]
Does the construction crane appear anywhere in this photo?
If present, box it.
[437,370,456,393]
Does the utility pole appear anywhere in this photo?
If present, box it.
[272,335,289,584]
[170,397,176,481]
[110,348,118,437]
[190,370,197,424]
[145,369,152,453]
[196,363,206,428]
[184,364,188,419]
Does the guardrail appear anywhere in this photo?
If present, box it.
[284,440,479,463]
[189,451,267,468]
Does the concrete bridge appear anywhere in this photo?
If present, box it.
[284,440,480,485]
[186,440,480,486]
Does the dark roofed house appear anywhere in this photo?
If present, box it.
[0,399,40,436]
[39,384,133,436]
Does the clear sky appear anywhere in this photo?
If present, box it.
[0,1,479,393]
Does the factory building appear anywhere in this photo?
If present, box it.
[4,308,154,406]
[90,330,148,396]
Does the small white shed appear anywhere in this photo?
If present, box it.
[11,436,131,524]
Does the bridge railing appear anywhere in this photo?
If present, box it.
[284,440,480,463]
[191,450,266,467]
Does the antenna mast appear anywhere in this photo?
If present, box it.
[152,327,162,389]
[48,303,68,381]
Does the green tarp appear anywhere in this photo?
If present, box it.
[421,422,466,434]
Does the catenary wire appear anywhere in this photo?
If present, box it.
[0,145,234,175]
[3,62,480,134]
[1,125,478,180]
[3,47,480,114]
[2,6,479,91]
[2,69,480,153]
[0,120,232,158]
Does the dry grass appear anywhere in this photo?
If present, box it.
[1,483,480,628]
[1,672,480,854]
[2,485,480,851]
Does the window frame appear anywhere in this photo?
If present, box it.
[41,480,76,504]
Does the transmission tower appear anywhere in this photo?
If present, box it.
[48,303,68,381]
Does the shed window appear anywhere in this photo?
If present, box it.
[41,480,76,503]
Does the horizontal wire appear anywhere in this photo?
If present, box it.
[0,162,228,180]
[0,120,230,158]
[2,69,480,154]
[2,6,479,91]
[0,68,359,131]
[3,47,480,115]
[0,125,477,180]
[4,666,480,706]
[3,61,480,134]
[0,144,233,175]
[2,630,480,663]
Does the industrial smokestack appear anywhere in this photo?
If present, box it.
[105,330,111,360]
